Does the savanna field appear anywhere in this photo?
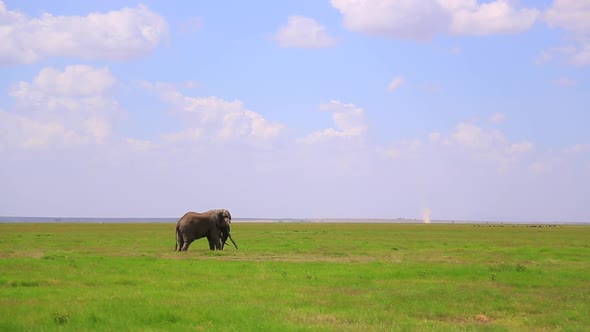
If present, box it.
[0,222,589,331]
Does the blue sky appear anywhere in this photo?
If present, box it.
[0,0,588,221]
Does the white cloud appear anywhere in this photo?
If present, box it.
[429,132,442,142]
[564,143,590,154]
[542,1,590,66]
[125,138,157,152]
[453,122,483,147]
[373,119,543,185]
[377,146,401,159]
[1,65,121,149]
[300,100,367,144]
[274,16,336,48]
[0,1,168,64]
[0,110,82,149]
[489,112,506,123]
[446,0,540,35]
[32,66,115,97]
[140,82,284,145]
[535,44,590,67]
[544,0,590,35]
[449,46,463,55]
[161,128,203,145]
[331,0,451,40]
[569,43,590,66]
[84,117,111,145]
[219,110,284,141]
[377,140,421,159]
[509,142,534,154]
[2,90,588,221]
[330,0,539,40]
[183,80,200,89]
[180,96,245,122]
[529,161,552,175]
[452,122,507,149]
[387,76,405,92]
[11,65,120,116]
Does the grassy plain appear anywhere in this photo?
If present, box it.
[0,222,589,331]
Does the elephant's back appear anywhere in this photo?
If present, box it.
[178,211,211,223]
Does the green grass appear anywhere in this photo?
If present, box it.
[1,222,589,331]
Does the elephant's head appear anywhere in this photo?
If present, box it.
[214,209,232,229]
[214,209,237,249]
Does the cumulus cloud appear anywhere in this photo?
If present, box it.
[387,76,405,92]
[330,0,539,40]
[300,100,367,144]
[445,0,540,35]
[544,0,590,35]
[542,0,590,66]
[125,137,157,152]
[452,122,511,151]
[453,122,485,147]
[449,46,463,55]
[564,143,590,154]
[274,16,336,48]
[529,161,552,175]
[219,109,284,141]
[1,65,121,149]
[568,43,590,66]
[535,44,590,67]
[0,111,81,149]
[377,118,538,176]
[377,140,421,159]
[140,82,284,146]
[331,0,451,40]
[0,1,168,64]
[1,83,588,221]
[27,66,116,97]
[429,132,442,142]
[509,142,534,154]
[489,112,506,123]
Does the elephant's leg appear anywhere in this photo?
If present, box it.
[207,236,216,251]
[213,231,223,250]
[177,237,185,252]
[181,237,194,251]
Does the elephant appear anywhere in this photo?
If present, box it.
[175,209,236,251]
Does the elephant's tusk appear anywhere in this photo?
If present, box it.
[228,234,238,249]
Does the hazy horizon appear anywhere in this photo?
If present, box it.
[1,1,588,222]
[0,215,586,225]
